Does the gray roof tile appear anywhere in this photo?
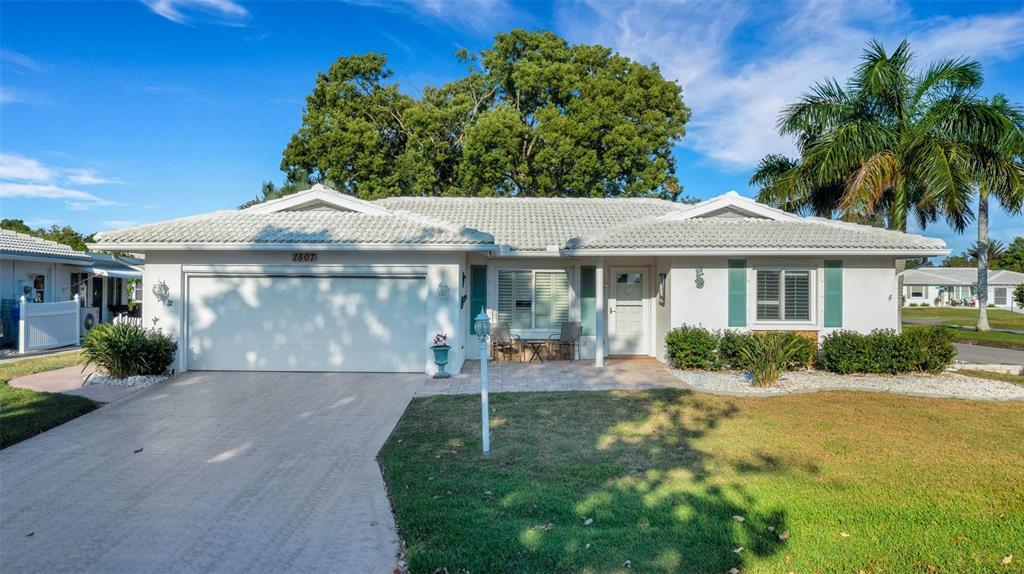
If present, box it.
[377,197,684,251]
[900,267,1024,286]
[568,217,947,251]
[0,229,91,260]
[93,210,492,245]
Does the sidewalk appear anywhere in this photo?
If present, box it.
[8,365,145,403]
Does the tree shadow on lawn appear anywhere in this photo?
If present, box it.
[382,388,816,573]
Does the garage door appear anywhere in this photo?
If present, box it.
[187,275,427,372]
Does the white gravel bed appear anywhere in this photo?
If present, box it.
[672,369,1024,401]
[87,374,168,388]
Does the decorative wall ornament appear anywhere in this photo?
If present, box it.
[695,267,705,289]
[437,281,451,299]
[152,279,173,307]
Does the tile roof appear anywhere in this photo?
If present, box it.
[92,210,493,245]
[900,267,1024,286]
[376,196,684,251]
[0,229,91,261]
[91,186,949,255]
[567,216,948,252]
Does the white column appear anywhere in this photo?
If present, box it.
[18,295,26,354]
[595,258,605,368]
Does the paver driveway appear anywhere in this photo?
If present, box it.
[0,371,421,574]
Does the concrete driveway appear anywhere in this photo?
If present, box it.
[0,371,421,574]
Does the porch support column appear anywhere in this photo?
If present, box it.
[595,257,605,368]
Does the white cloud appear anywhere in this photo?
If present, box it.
[0,182,106,203]
[0,153,54,182]
[345,0,521,34]
[556,1,1024,169]
[0,153,123,209]
[0,49,41,72]
[65,168,124,186]
[141,0,249,25]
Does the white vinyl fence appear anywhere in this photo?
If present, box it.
[19,295,81,354]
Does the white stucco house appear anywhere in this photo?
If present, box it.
[1,229,143,350]
[900,267,1024,310]
[88,185,949,376]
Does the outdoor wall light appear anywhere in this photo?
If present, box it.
[658,273,667,306]
[695,267,705,289]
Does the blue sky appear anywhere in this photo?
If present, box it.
[1,0,1022,253]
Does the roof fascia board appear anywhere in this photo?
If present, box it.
[561,247,951,257]
[0,253,92,264]
[86,242,495,252]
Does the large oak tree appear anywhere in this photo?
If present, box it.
[271,30,690,201]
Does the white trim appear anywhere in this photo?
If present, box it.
[242,184,392,215]
[659,191,801,222]
[562,247,951,257]
[751,265,815,325]
[87,242,495,252]
[180,264,428,276]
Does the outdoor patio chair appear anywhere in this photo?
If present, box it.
[548,321,582,361]
[491,321,521,361]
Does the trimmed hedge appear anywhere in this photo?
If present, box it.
[665,326,816,371]
[818,327,955,374]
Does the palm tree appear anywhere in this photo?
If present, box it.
[965,96,1024,331]
[751,40,1009,233]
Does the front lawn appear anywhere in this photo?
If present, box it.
[0,352,97,449]
[380,390,1023,573]
[903,306,1024,330]
[902,323,1024,350]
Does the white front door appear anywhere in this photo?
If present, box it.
[608,268,648,355]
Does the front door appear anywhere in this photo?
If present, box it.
[608,268,648,355]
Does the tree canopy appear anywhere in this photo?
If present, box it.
[750,40,1020,232]
[265,30,690,202]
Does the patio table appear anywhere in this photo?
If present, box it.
[524,340,547,362]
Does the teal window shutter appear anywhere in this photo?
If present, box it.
[824,260,843,327]
[728,260,746,327]
[580,266,596,336]
[470,266,487,320]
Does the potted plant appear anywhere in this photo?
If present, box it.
[431,332,451,378]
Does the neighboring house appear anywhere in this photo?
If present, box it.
[0,229,143,349]
[900,267,1024,310]
[89,185,949,376]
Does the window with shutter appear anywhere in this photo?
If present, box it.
[497,269,569,330]
[757,270,780,320]
[757,268,811,322]
[995,287,1007,305]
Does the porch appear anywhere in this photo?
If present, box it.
[418,357,687,396]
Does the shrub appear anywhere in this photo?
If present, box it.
[908,303,918,307]
[920,302,930,307]
[717,330,751,369]
[665,325,719,369]
[82,323,176,379]
[737,332,808,387]
[1014,284,1024,310]
[819,327,954,375]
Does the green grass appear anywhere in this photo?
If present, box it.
[903,306,1024,330]
[0,352,97,449]
[902,323,1024,350]
[381,390,1023,573]
[959,369,1024,386]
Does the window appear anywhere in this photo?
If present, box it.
[910,286,924,298]
[995,287,1007,306]
[757,269,810,321]
[498,270,570,330]
[70,273,88,305]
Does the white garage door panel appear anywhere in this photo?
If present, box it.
[187,276,427,372]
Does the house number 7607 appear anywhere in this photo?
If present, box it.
[292,252,318,262]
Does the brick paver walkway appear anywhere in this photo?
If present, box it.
[418,358,690,396]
